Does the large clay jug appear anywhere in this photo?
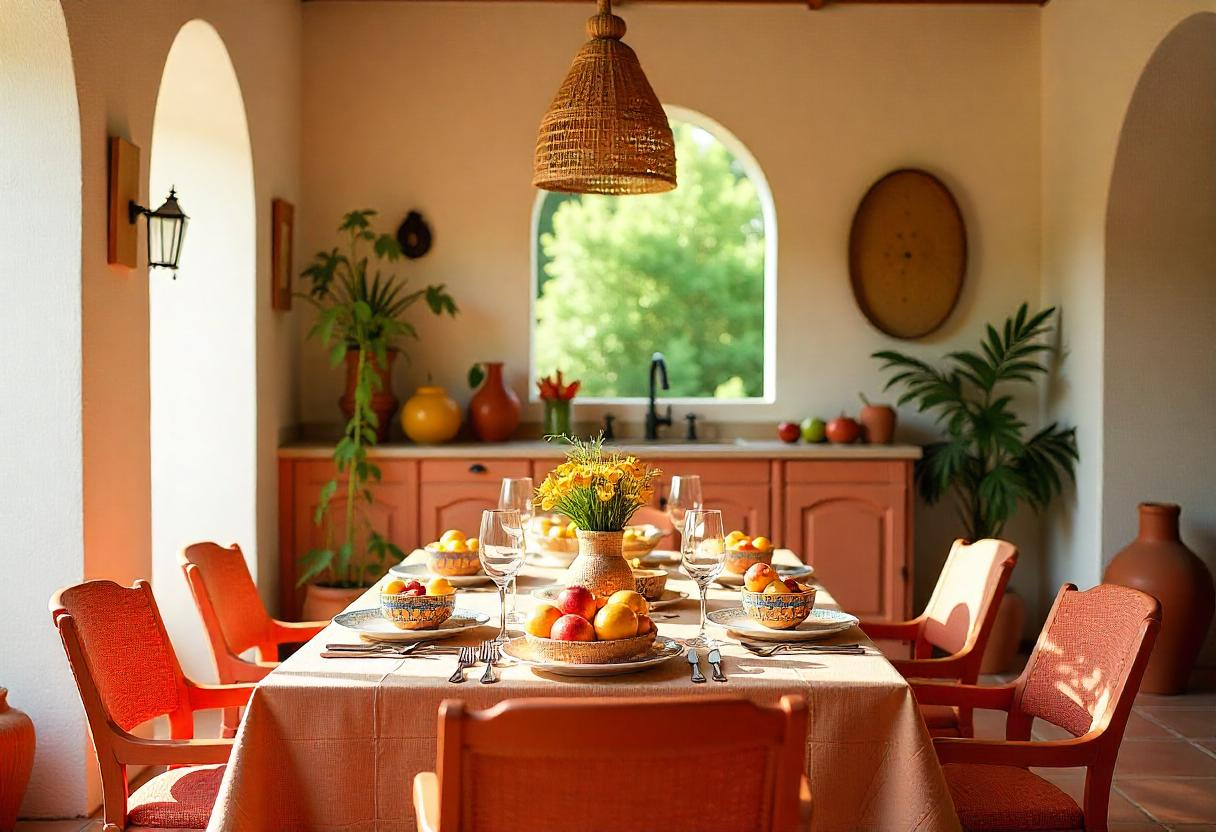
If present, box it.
[402,385,461,444]
[1104,502,1214,694]
[340,349,398,443]
[469,362,521,442]
[0,688,35,830]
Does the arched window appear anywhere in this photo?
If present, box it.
[531,107,776,402]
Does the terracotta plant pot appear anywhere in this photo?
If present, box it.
[339,348,398,443]
[1104,502,1215,694]
[859,404,897,444]
[565,530,634,597]
[301,583,365,621]
[402,385,462,444]
[469,362,520,442]
[0,688,35,830]
[980,588,1026,675]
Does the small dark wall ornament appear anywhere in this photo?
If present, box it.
[396,211,433,259]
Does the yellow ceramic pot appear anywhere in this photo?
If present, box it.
[402,386,462,444]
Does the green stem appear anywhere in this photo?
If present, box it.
[342,346,367,585]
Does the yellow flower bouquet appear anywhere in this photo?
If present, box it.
[537,436,661,532]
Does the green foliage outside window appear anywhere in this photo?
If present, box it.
[533,121,768,399]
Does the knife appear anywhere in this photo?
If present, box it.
[687,647,706,683]
[707,647,727,682]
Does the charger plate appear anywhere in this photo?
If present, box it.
[531,585,689,610]
[714,563,814,588]
[389,561,493,587]
[333,607,490,643]
[502,635,683,677]
[707,607,858,642]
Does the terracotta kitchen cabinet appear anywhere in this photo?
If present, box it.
[418,459,530,542]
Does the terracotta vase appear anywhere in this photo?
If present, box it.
[301,584,365,621]
[1104,503,1214,694]
[565,531,634,597]
[860,404,897,444]
[0,688,35,830]
[402,385,462,444]
[980,588,1027,675]
[339,349,398,443]
[469,362,520,442]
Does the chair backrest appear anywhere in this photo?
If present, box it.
[50,580,192,735]
[432,695,807,832]
[180,542,274,661]
[919,538,1018,666]
[1014,583,1160,740]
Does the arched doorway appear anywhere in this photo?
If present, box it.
[0,2,87,818]
[149,20,257,682]
[1103,14,1216,666]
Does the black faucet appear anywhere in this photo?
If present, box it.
[645,352,672,440]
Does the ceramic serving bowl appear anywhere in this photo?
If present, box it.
[622,525,664,557]
[380,591,455,630]
[523,631,657,664]
[425,545,482,577]
[632,568,669,602]
[723,546,774,575]
[740,587,817,630]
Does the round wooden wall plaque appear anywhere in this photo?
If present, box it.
[848,169,967,339]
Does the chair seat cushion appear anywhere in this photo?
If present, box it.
[127,764,225,829]
[920,703,959,728]
[943,763,1083,831]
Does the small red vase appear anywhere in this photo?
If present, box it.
[0,688,35,829]
[469,362,521,442]
[1104,503,1214,694]
[339,348,398,443]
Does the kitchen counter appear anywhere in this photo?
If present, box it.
[278,439,922,460]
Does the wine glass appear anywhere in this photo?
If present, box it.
[667,474,703,545]
[497,477,533,623]
[679,508,725,647]
[478,509,525,644]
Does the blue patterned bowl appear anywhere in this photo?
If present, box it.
[740,587,817,630]
[425,545,482,577]
[380,591,455,630]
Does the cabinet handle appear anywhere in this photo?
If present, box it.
[658,495,668,510]
[469,463,488,474]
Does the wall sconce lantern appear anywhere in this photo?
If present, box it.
[130,187,188,271]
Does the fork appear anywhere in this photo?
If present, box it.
[448,645,474,683]
[741,642,865,657]
[478,642,499,685]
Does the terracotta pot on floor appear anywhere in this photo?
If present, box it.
[301,584,365,621]
[340,348,398,443]
[0,687,35,830]
[1104,502,1214,694]
[980,588,1027,675]
[469,362,520,442]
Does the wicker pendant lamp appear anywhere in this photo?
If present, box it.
[533,0,676,195]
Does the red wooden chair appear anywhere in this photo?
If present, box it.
[50,580,256,831]
[860,538,1018,737]
[179,542,326,734]
[913,583,1161,832]
[413,695,812,832]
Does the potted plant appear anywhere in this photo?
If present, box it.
[297,210,458,617]
[873,304,1078,672]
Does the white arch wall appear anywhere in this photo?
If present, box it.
[0,2,88,819]
[149,19,258,683]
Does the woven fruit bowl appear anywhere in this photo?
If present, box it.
[632,568,669,602]
[425,545,482,577]
[740,587,818,630]
[380,591,455,630]
[724,546,774,575]
[622,525,664,557]
[523,630,657,663]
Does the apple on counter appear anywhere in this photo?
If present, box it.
[826,415,861,444]
[800,417,826,443]
[776,421,801,443]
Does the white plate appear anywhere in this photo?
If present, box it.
[707,607,858,642]
[636,549,680,566]
[530,585,689,610]
[389,561,494,587]
[713,563,814,588]
[526,550,579,569]
[332,607,491,642]
[502,636,684,677]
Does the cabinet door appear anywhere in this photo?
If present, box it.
[783,482,908,621]
[419,483,501,544]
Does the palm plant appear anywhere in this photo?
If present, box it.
[297,210,457,588]
[873,304,1078,540]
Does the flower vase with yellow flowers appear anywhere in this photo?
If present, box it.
[536,435,662,597]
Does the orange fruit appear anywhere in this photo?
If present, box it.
[593,603,639,640]
[383,579,407,595]
[525,603,563,638]
[752,536,772,552]
[763,580,793,595]
[426,577,455,596]
[606,590,649,616]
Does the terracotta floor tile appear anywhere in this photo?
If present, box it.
[1202,741,1216,756]
[1106,823,1167,831]
[1137,690,1216,708]
[1117,778,1216,824]
[1115,740,1216,778]
[1139,708,1216,740]
[1125,710,1178,738]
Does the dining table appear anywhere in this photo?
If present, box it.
[207,549,960,832]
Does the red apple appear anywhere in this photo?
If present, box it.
[783,578,803,593]
[403,579,425,593]
[734,540,757,553]
[744,562,778,592]
[550,614,595,641]
[557,585,597,620]
[402,587,425,597]
[825,416,861,444]
[777,421,801,443]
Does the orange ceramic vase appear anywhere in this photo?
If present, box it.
[1104,503,1214,694]
[0,688,35,830]
[860,404,897,444]
[340,349,398,443]
[402,386,462,444]
[469,362,520,442]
